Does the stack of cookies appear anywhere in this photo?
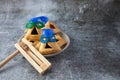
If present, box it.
[24,16,67,55]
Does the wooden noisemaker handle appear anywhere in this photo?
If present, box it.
[0,50,19,68]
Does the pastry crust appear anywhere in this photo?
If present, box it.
[39,42,61,55]
[55,33,67,48]
[32,41,41,50]
[24,27,42,41]
[45,21,61,33]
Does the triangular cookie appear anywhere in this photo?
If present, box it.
[39,42,61,55]
[45,21,61,33]
[24,27,42,42]
[55,33,67,48]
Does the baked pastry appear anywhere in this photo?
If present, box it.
[24,16,47,42]
[39,42,61,55]
[32,41,41,50]
[45,21,61,33]
[24,27,42,42]
[37,28,61,54]
[55,33,67,48]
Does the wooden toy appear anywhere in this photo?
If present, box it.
[0,16,70,75]
[0,38,51,74]
[16,38,51,73]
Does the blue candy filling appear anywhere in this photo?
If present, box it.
[40,29,56,43]
[30,16,48,24]
[42,29,54,37]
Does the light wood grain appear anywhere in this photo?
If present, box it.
[26,49,48,71]
[22,38,51,68]
[0,50,19,68]
[15,43,43,74]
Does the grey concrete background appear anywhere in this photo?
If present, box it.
[0,0,120,80]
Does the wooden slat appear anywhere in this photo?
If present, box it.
[22,38,51,68]
[27,49,43,66]
[15,43,43,74]
[26,49,48,71]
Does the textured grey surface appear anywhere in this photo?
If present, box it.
[0,0,120,80]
